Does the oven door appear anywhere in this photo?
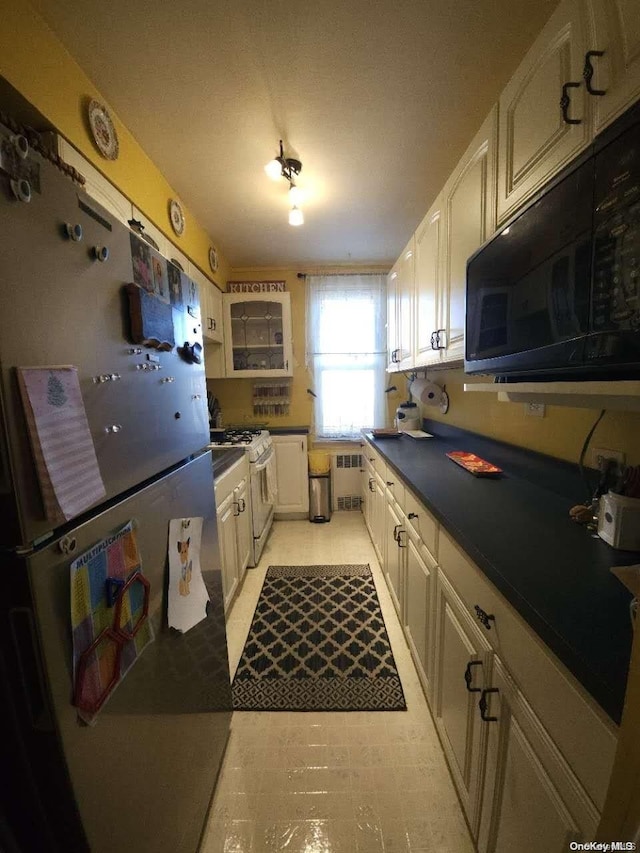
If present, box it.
[250,447,275,538]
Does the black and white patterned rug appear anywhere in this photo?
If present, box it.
[231,564,406,712]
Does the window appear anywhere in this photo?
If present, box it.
[306,274,387,440]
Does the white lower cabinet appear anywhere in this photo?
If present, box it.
[361,453,385,563]
[362,439,615,848]
[403,532,435,697]
[217,491,239,611]
[272,434,309,516]
[215,456,251,611]
[478,658,598,853]
[383,499,405,619]
[434,572,492,836]
[234,475,252,576]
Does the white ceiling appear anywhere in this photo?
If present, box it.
[32,0,554,268]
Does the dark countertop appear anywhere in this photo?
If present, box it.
[364,420,636,724]
[267,426,310,435]
[209,447,245,480]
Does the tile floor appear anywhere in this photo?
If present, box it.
[201,513,475,853]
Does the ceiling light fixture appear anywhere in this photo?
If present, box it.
[265,139,305,226]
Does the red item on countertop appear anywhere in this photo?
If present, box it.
[446,451,502,477]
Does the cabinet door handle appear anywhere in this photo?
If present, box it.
[386,481,394,487]
[560,81,582,125]
[436,329,446,349]
[233,501,241,517]
[397,528,407,548]
[474,605,495,630]
[479,688,499,722]
[583,50,606,96]
[464,660,482,693]
[408,512,418,520]
[430,331,437,350]
[238,498,246,513]
[393,523,402,541]
[369,478,375,492]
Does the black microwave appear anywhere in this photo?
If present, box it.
[465,101,640,381]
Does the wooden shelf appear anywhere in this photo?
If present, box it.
[464,381,640,412]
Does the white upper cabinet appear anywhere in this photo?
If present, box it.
[56,138,133,226]
[587,0,640,134]
[223,292,293,378]
[414,196,443,367]
[397,239,415,371]
[497,0,590,225]
[189,264,223,344]
[387,265,400,371]
[440,107,497,364]
[130,205,169,256]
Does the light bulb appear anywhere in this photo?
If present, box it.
[289,206,304,227]
[264,158,282,180]
[289,184,303,206]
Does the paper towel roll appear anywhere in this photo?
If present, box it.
[409,378,442,406]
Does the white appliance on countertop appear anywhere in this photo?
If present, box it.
[209,429,275,563]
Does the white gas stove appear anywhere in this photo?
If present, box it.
[209,428,275,564]
[209,428,272,462]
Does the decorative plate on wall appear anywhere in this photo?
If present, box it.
[169,199,185,236]
[208,246,219,273]
[87,100,119,161]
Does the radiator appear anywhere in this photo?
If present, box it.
[330,453,363,511]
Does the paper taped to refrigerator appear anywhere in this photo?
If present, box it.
[168,517,209,633]
[17,366,105,523]
[70,520,154,724]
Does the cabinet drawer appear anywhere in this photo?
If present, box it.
[438,529,616,812]
[404,488,437,559]
[383,467,405,511]
[214,456,248,505]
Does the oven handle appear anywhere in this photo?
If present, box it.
[253,447,275,472]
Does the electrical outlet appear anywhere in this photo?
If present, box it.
[591,447,625,470]
[523,402,546,418]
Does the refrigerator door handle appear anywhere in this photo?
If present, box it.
[8,607,54,731]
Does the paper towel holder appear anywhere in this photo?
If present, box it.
[408,374,450,414]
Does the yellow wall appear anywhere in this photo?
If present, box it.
[0,2,229,288]
[405,368,640,467]
[207,266,392,439]
[206,268,312,429]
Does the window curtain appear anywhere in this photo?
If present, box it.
[306,274,387,440]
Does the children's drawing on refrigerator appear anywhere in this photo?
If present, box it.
[167,516,209,633]
[177,520,192,596]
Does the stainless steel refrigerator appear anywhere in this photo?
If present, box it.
[0,124,232,852]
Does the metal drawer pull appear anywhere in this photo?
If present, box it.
[464,660,482,693]
[369,478,375,492]
[386,481,394,486]
[233,501,241,517]
[397,529,407,548]
[408,512,418,519]
[560,81,582,125]
[474,605,495,630]
[583,50,606,96]
[479,688,499,722]
[238,498,246,513]
[393,523,402,541]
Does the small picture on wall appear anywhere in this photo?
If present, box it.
[167,263,184,309]
[130,233,154,293]
[152,254,169,303]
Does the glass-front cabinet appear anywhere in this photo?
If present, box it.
[222,292,293,377]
